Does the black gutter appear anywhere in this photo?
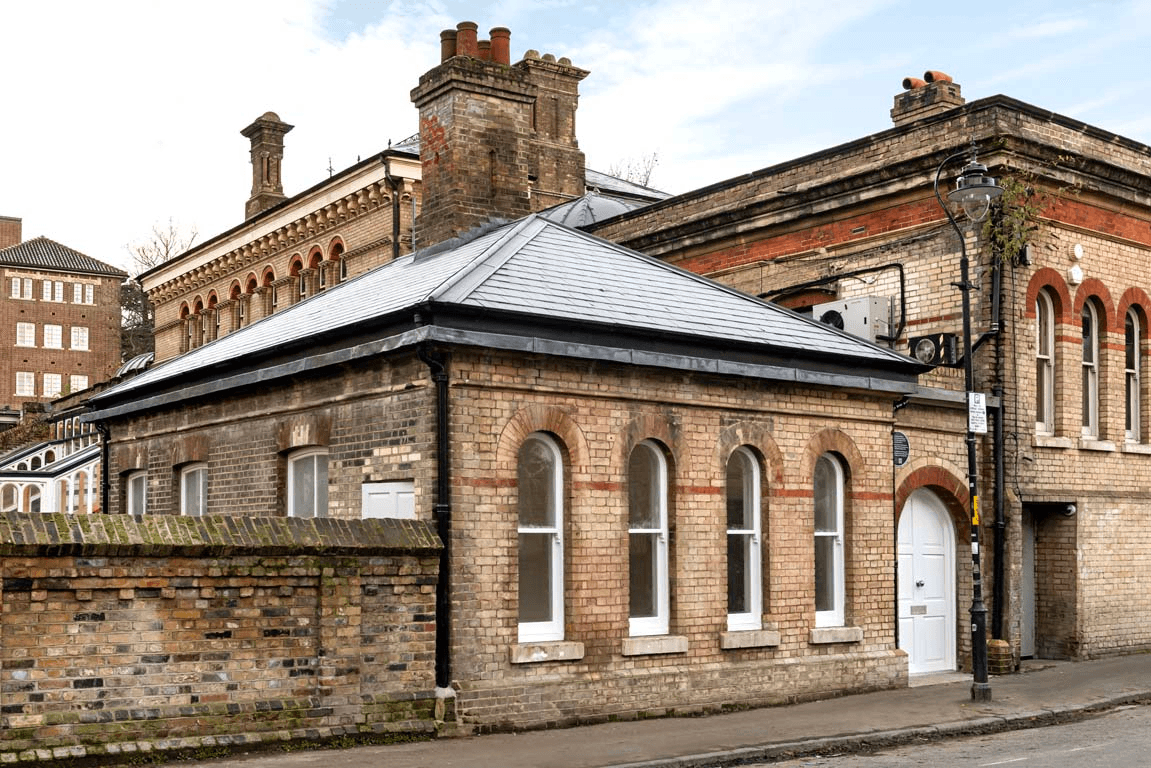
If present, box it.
[417,343,452,690]
[989,230,1007,642]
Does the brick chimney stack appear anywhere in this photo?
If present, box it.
[411,22,588,248]
[891,71,965,126]
[0,216,20,249]
[241,112,294,219]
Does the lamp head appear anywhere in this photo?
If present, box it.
[947,160,1003,223]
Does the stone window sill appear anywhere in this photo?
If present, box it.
[621,634,689,656]
[720,628,781,650]
[1078,438,1116,452]
[810,626,863,645]
[1122,442,1151,455]
[509,640,585,664]
[1033,434,1074,449]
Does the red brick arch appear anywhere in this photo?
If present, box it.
[895,465,970,535]
[1116,287,1151,333]
[1026,267,1072,324]
[1073,278,1114,331]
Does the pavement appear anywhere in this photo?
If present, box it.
[183,655,1151,768]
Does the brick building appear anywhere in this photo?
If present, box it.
[141,22,666,364]
[589,73,1151,668]
[86,214,926,731]
[0,218,126,409]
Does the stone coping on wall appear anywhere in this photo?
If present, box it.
[0,511,441,557]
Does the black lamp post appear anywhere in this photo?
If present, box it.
[933,148,1002,702]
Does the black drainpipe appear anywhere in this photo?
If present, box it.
[95,421,111,514]
[990,251,1007,641]
[417,342,452,690]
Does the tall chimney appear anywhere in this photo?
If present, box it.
[411,24,587,248]
[891,71,965,126]
[0,216,21,249]
[241,112,294,219]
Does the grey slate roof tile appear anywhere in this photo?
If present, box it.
[0,236,127,277]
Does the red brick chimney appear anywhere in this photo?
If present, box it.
[0,216,20,249]
[891,70,965,126]
[411,23,588,247]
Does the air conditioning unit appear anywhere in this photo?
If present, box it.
[812,297,892,343]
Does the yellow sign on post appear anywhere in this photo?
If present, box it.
[972,495,980,526]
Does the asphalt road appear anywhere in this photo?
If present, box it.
[762,703,1151,767]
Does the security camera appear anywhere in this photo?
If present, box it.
[1062,504,1077,517]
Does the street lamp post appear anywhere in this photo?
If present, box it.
[933,148,1002,703]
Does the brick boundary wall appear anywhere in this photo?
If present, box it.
[0,512,443,764]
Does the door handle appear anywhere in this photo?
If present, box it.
[915,580,925,588]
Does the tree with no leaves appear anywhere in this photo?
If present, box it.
[121,219,197,361]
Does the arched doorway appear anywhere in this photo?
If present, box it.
[898,488,957,674]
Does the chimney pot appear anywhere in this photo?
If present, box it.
[923,70,953,83]
[902,77,926,90]
[440,29,457,62]
[478,39,492,61]
[456,21,479,58]
[490,27,511,65]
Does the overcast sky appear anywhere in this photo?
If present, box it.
[3,0,1149,273]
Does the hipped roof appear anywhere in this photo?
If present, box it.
[88,216,923,420]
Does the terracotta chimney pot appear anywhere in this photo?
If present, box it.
[902,77,927,89]
[456,21,479,58]
[924,70,953,83]
[478,39,491,61]
[490,27,511,65]
[440,29,458,62]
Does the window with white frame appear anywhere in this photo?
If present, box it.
[628,440,669,637]
[16,322,35,347]
[1036,289,1055,434]
[54,281,63,302]
[73,283,82,303]
[70,326,89,351]
[69,374,89,393]
[85,284,94,304]
[42,280,51,301]
[180,463,208,516]
[1082,301,1099,438]
[43,373,62,398]
[517,433,564,642]
[288,448,328,518]
[726,447,762,631]
[814,453,845,627]
[1127,309,1141,442]
[10,278,19,298]
[127,470,147,515]
[15,371,34,397]
[43,324,62,349]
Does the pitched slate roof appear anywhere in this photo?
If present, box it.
[89,216,922,416]
[0,237,127,277]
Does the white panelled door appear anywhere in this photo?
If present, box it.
[898,488,956,675]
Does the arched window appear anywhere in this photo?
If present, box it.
[1036,289,1056,434]
[814,453,845,628]
[726,447,762,631]
[288,448,328,518]
[517,433,564,642]
[628,440,669,637]
[1,484,17,513]
[1127,308,1141,442]
[1082,301,1099,438]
